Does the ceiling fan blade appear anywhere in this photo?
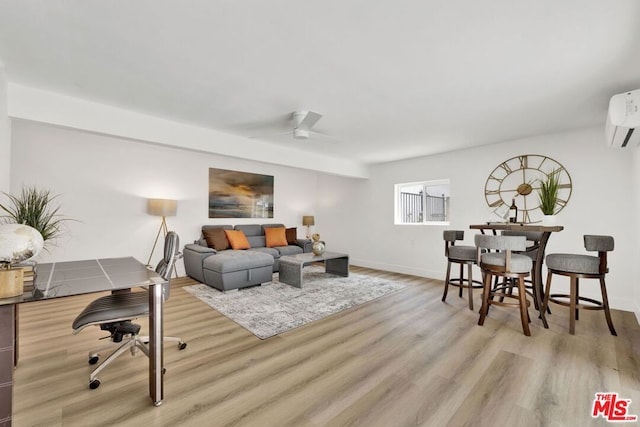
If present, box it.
[295,111,322,130]
[308,130,340,143]
[248,130,292,139]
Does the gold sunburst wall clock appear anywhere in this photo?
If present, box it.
[484,154,572,223]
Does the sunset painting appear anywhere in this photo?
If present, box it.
[208,168,274,218]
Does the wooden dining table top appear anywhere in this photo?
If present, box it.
[469,223,564,233]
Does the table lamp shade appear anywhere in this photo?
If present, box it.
[302,216,315,226]
[147,199,177,217]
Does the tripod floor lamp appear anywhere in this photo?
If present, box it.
[146,198,177,269]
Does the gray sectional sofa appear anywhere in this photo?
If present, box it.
[183,224,312,292]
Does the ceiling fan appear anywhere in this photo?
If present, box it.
[249,110,335,141]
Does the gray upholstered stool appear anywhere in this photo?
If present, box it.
[500,230,544,310]
[442,230,483,310]
[542,235,617,336]
[475,234,546,336]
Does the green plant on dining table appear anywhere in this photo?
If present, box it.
[0,186,72,245]
[537,169,560,215]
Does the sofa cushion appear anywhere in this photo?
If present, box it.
[224,229,251,250]
[276,245,304,256]
[235,224,263,237]
[203,227,230,251]
[285,227,297,244]
[265,227,288,248]
[203,250,273,273]
[249,247,281,259]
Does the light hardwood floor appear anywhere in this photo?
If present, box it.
[12,266,640,426]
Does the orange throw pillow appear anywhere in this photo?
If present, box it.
[224,229,251,250]
[265,227,288,248]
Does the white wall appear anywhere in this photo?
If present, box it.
[9,120,320,276]
[8,84,368,179]
[10,118,640,317]
[318,126,637,312]
[0,62,9,192]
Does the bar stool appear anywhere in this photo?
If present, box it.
[442,230,483,310]
[476,234,545,336]
[500,230,544,310]
[542,235,617,336]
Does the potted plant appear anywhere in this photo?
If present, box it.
[0,186,72,248]
[537,169,560,224]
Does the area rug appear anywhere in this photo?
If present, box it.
[183,266,406,339]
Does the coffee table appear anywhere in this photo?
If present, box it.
[278,251,349,288]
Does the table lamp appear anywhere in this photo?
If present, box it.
[302,215,315,239]
[146,198,177,267]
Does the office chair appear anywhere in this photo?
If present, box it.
[72,231,187,389]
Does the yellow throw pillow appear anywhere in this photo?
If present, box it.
[224,229,251,250]
[265,227,288,248]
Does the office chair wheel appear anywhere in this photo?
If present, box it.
[89,379,101,390]
[178,341,187,350]
[88,355,99,365]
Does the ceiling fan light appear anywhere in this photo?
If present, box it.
[293,128,309,139]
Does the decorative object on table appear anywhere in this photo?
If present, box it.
[536,169,561,225]
[508,198,518,223]
[0,186,72,246]
[302,215,315,239]
[208,168,274,218]
[484,154,572,223]
[146,198,177,267]
[183,265,406,339]
[0,224,44,298]
[311,233,325,255]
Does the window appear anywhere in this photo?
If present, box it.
[394,179,450,225]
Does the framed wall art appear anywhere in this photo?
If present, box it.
[208,168,274,218]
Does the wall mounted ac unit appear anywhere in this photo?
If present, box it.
[606,89,640,148]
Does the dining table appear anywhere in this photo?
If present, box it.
[469,222,564,326]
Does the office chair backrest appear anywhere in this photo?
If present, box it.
[155,231,179,299]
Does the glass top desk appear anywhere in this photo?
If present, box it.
[0,257,167,426]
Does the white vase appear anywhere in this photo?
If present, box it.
[542,215,557,225]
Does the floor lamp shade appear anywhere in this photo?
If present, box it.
[147,198,177,268]
[147,198,177,217]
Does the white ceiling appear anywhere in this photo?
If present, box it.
[1,1,639,166]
